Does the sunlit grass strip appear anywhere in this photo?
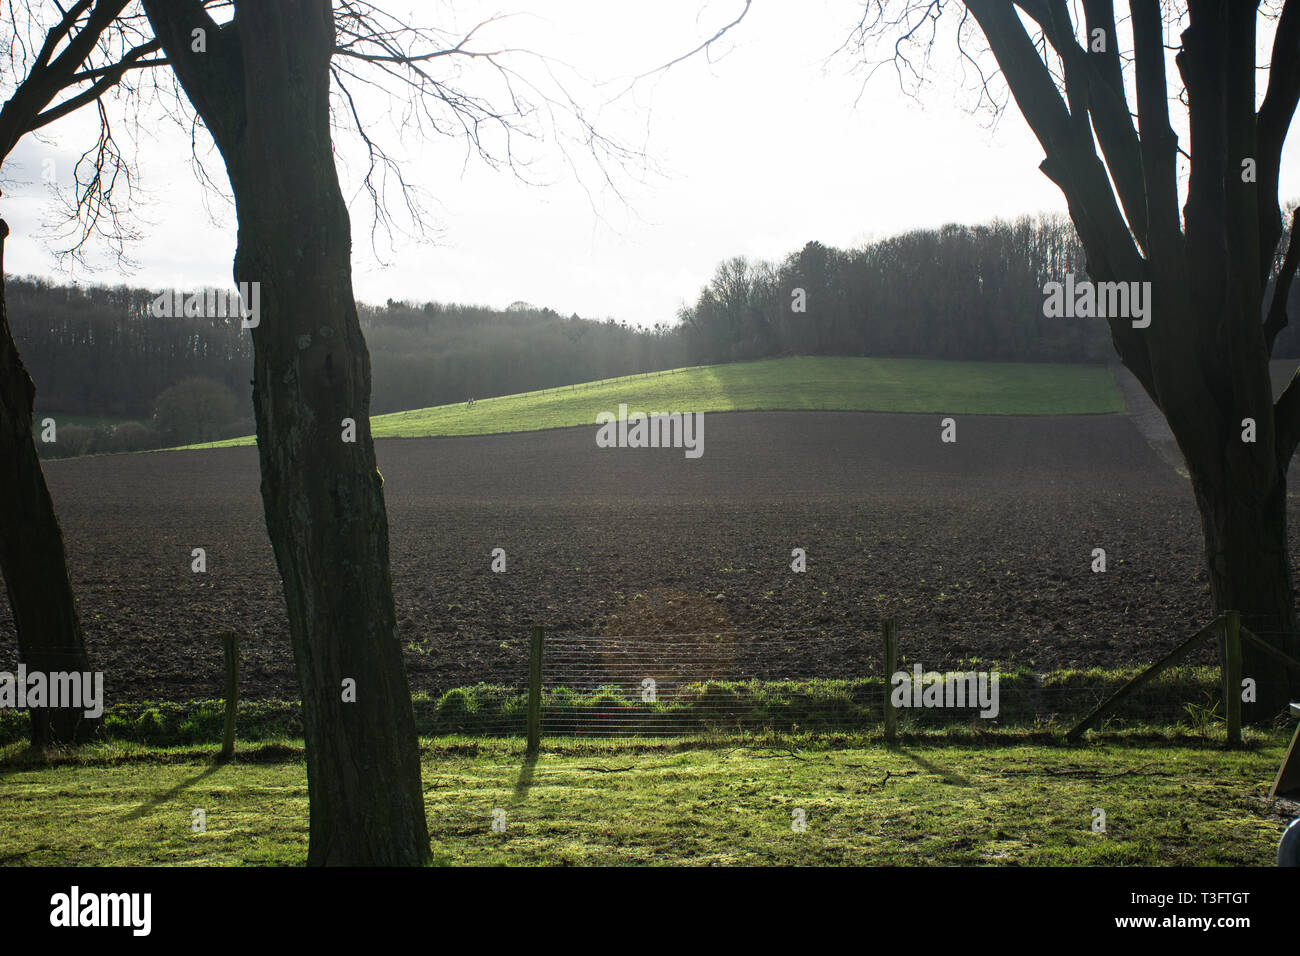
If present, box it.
[182,356,1125,448]
[0,736,1286,865]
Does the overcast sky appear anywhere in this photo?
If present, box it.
[4,1,1300,328]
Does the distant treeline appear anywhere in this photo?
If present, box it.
[358,301,688,414]
[12,210,1300,455]
[8,277,685,429]
[677,213,1300,365]
[7,278,253,420]
[678,215,1103,363]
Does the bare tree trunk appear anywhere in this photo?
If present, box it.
[1150,272,1299,720]
[142,0,429,865]
[954,0,1300,720]
[1188,453,1300,720]
[236,125,430,865]
[0,220,100,747]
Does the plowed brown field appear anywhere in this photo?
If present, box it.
[3,410,1269,703]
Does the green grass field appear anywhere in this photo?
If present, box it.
[0,734,1286,865]
[187,356,1125,448]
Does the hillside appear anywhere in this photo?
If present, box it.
[187,355,1125,448]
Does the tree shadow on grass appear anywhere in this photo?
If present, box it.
[120,761,225,822]
[897,748,977,789]
[513,751,538,802]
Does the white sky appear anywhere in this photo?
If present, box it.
[4,0,1300,328]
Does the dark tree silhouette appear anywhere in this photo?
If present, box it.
[846,0,1300,719]
[139,0,750,864]
[140,0,433,866]
[0,0,161,746]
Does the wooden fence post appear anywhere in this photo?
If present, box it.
[882,618,898,744]
[1224,610,1242,746]
[527,625,544,756]
[220,632,239,761]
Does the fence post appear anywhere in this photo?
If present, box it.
[882,618,898,744]
[527,625,544,756]
[220,632,239,761]
[1224,610,1242,746]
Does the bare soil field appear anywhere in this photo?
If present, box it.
[1,410,1275,703]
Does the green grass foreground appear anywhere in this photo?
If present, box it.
[0,734,1289,866]
[185,356,1125,448]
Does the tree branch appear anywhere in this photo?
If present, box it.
[1258,0,1300,279]
[966,0,1151,390]
[140,0,246,161]
[31,38,164,131]
[0,0,130,158]
[1016,0,1150,251]
[29,0,96,77]
[629,0,751,81]
[1130,0,1181,256]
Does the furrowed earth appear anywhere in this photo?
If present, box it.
[0,407,1267,706]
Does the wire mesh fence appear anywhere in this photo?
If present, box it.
[539,629,882,737]
[411,622,1253,740]
[9,619,1280,745]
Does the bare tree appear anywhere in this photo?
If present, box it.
[845,1,1300,719]
[0,0,162,747]
[139,0,749,864]
[139,0,432,865]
